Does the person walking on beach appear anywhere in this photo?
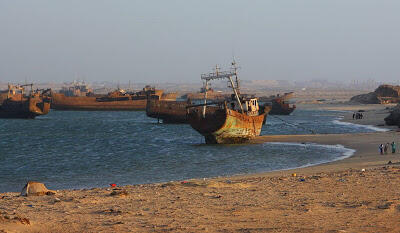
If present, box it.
[379,144,384,155]
[391,142,396,154]
[353,112,355,120]
[384,143,389,154]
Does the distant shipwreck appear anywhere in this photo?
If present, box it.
[0,84,51,119]
[51,83,177,111]
[259,92,296,115]
[350,85,400,104]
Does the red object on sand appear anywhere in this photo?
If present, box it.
[110,183,116,187]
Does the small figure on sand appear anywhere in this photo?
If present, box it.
[384,143,389,154]
[391,142,396,154]
[379,144,384,155]
[354,112,364,120]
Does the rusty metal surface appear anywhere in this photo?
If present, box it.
[268,98,296,115]
[0,97,50,119]
[51,93,149,111]
[0,84,51,118]
[160,92,178,101]
[188,106,268,144]
[51,86,176,111]
[258,92,296,115]
[146,99,190,123]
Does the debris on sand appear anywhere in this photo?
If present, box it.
[110,190,129,197]
[20,181,56,196]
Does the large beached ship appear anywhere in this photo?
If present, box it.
[0,84,51,119]
[51,85,177,111]
[186,62,271,144]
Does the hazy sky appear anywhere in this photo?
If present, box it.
[1,0,399,83]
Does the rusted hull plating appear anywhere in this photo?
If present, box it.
[269,100,296,115]
[146,99,189,123]
[0,98,51,119]
[188,108,267,144]
[51,93,148,111]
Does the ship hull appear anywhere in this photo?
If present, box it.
[0,98,50,119]
[188,108,267,144]
[146,99,189,123]
[51,93,148,111]
[269,100,296,115]
[270,107,295,115]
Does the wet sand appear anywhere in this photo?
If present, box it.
[1,104,400,233]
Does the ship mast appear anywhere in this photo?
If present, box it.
[200,62,243,117]
[231,60,240,94]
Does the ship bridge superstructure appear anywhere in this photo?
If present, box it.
[200,62,243,116]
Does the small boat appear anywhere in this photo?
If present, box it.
[187,62,271,144]
[0,84,51,119]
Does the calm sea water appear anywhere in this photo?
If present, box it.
[0,109,379,192]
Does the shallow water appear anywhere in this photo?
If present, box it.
[0,109,376,192]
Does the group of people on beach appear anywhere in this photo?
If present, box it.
[353,112,364,120]
[379,142,396,155]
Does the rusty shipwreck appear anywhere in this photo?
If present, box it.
[187,63,271,144]
[261,92,296,115]
[146,98,192,123]
[0,84,51,119]
[146,98,219,124]
[51,85,177,111]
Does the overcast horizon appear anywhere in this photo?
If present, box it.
[1,1,400,83]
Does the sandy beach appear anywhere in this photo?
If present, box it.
[1,104,400,233]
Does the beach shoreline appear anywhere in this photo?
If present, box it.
[250,104,398,176]
[2,103,400,232]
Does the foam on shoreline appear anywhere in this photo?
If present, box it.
[332,118,389,132]
[265,142,356,172]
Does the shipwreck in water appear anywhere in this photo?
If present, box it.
[186,62,271,144]
[146,98,193,123]
[260,92,296,115]
[51,84,177,111]
[0,84,51,119]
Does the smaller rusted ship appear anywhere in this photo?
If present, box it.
[0,84,51,119]
[51,85,176,111]
[187,62,271,144]
[260,92,296,115]
[146,99,192,123]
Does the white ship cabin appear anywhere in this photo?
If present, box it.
[228,97,260,116]
[7,85,25,99]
